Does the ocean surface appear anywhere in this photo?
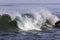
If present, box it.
[0,3,60,40]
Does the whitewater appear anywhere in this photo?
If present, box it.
[0,7,59,31]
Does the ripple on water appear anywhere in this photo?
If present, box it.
[0,28,60,40]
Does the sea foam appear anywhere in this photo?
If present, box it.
[0,7,59,31]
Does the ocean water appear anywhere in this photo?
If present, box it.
[0,3,60,40]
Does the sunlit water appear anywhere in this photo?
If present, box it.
[0,3,60,40]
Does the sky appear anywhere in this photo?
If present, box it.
[0,0,60,3]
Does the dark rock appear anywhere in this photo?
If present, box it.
[55,20,60,28]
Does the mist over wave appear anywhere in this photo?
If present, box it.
[0,7,59,32]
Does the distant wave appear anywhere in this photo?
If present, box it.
[0,3,60,7]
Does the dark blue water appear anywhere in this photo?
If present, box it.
[0,29,60,40]
[0,3,60,40]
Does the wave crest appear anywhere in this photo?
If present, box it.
[0,7,59,31]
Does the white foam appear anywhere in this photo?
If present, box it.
[0,7,59,31]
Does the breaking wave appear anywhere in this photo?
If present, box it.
[0,7,59,32]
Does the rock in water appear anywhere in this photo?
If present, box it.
[55,20,60,28]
